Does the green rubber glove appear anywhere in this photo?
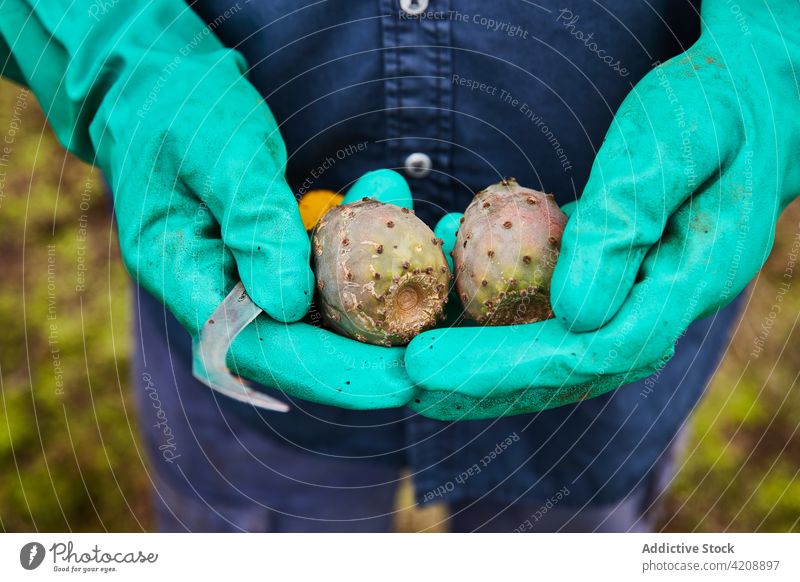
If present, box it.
[1,1,418,409]
[2,0,312,324]
[406,0,800,420]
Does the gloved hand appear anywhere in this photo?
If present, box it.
[1,1,418,409]
[229,169,420,408]
[406,0,800,420]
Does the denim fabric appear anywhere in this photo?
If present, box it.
[134,0,741,510]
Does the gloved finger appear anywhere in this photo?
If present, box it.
[433,212,463,271]
[228,317,418,409]
[550,57,741,332]
[560,201,577,218]
[114,177,237,337]
[228,175,313,324]
[407,287,678,402]
[408,364,655,420]
[342,169,413,209]
[641,152,775,316]
[181,104,313,324]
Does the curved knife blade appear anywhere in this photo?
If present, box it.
[192,282,290,412]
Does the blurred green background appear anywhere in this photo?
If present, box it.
[1,79,798,532]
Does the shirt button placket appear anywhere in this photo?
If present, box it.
[381,0,453,222]
[382,0,462,503]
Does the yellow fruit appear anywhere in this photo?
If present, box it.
[298,189,344,230]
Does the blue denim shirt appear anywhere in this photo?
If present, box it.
[138,0,742,506]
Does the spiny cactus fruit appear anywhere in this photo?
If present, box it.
[453,178,567,325]
[312,198,451,346]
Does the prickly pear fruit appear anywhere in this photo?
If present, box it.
[312,198,451,346]
[452,179,566,325]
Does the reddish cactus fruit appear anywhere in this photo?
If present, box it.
[453,179,567,325]
[312,199,451,346]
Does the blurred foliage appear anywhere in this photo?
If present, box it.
[0,80,150,531]
[661,203,800,532]
[0,79,797,532]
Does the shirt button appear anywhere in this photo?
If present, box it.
[404,152,432,179]
[399,0,429,17]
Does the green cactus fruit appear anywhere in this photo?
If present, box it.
[453,179,567,325]
[312,198,451,346]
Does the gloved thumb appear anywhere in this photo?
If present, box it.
[342,169,413,208]
[231,178,314,323]
[193,155,313,324]
[549,64,733,331]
